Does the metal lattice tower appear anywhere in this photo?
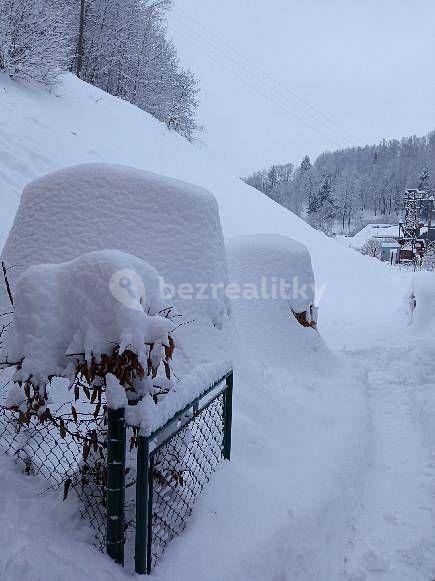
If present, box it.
[400,190,421,249]
[399,189,434,253]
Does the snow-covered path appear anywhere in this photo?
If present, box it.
[341,335,435,580]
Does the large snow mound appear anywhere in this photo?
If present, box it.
[227,234,329,371]
[228,233,315,312]
[1,163,231,374]
[6,249,172,387]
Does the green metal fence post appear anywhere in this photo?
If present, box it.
[135,435,149,575]
[106,407,126,565]
[223,371,233,460]
[146,455,155,574]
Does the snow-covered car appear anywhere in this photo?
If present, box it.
[226,233,328,371]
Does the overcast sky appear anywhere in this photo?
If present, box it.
[167,0,435,175]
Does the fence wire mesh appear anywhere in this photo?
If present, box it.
[0,371,232,573]
[0,383,108,550]
[145,389,226,571]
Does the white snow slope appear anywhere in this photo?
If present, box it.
[0,74,434,581]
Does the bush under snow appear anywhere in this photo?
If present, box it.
[2,248,228,439]
[6,249,173,389]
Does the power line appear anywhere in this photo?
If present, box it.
[173,4,361,144]
[172,4,364,146]
[169,22,346,150]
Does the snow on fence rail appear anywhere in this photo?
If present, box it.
[0,369,233,573]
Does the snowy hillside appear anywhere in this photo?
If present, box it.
[1,74,434,581]
[0,73,399,328]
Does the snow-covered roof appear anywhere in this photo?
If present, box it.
[380,242,401,248]
[350,224,399,249]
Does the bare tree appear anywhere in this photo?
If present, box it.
[360,238,382,259]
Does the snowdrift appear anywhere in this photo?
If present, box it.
[227,234,330,371]
[1,163,231,374]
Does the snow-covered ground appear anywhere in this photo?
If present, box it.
[0,74,434,580]
[344,334,435,581]
[339,276,435,581]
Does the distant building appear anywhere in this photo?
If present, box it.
[380,241,401,263]
[350,223,399,251]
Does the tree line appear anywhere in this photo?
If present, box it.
[0,0,199,139]
[244,131,435,234]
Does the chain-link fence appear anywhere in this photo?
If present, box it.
[0,383,108,550]
[133,370,233,574]
[0,370,233,574]
[150,391,226,569]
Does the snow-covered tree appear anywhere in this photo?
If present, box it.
[422,242,435,271]
[0,0,199,137]
[0,0,70,86]
[66,0,199,139]
[307,175,336,233]
[300,154,311,173]
[360,237,382,259]
[268,165,278,191]
[417,166,431,193]
[244,162,296,209]
[293,155,314,217]
[244,129,435,234]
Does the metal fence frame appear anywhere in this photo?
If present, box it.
[0,369,233,573]
[106,369,233,574]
